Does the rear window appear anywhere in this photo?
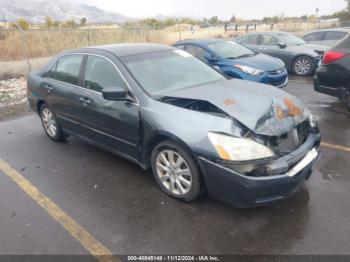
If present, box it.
[324,31,347,41]
[303,32,324,41]
[335,35,350,50]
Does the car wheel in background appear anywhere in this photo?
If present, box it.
[151,140,203,202]
[40,103,65,142]
[292,56,315,76]
[345,93,350,112]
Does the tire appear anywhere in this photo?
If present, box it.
[292,56,315,76]
[345,93,350,112]
[151,140,203,202]
[40,103,65,142]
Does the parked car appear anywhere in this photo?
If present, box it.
[174,39,288,88]
[27,44,321,208]
[235,32,328,76]
[302,28,350,47]
[314,36,350,111]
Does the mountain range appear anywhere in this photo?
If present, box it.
[0,0,132,23]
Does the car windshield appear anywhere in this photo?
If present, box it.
[208,41,255,59]
[121,50,224,97]
[277,33,306,46]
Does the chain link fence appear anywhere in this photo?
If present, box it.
[0,20,349,78]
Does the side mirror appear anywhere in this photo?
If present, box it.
[278,42,287,48]
[102,86,127,101]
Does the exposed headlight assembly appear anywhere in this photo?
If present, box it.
[233,64,265,76]
[208,132,275,161]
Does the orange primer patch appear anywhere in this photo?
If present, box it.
[275,106,285,120]
[284,98,302,116]
[223,99,235,106]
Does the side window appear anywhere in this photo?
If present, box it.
[51,55,83,85]
[84,55,127,93]
[303,32,324,42]
[175,45,185,50]
[260,35,279,46]
[242,35,260,45]
[185,45,206,61]
[324,31,347,41]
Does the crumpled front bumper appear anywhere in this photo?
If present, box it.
[197,133,321,208]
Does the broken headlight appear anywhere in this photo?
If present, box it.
[208,132,275,161]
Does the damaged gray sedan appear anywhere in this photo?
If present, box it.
[27,44,321,207]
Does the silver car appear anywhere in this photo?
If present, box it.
[235,32,328,76]
[302,28,350,47]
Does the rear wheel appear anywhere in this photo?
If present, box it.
[345,93,350,112]
[40,104,65,142]
[151,140,203,202]
[292,56,315,76]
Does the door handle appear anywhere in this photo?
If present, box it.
[43,84,54,90]
[78,97,92,105]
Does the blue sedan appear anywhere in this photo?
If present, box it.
[174,39,288,88]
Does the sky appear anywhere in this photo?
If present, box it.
[71,0,347,20]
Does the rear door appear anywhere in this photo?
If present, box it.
[74,54,140,160]
[42,54,84,132]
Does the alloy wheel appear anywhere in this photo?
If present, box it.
[41,108,57,138]
[294,58,311,75]
[155,150,192,196]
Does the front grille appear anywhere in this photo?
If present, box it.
[268,68,287,75]
[269,78,287,87]
[270,121,311,155]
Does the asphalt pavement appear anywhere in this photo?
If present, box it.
[0,77,349,256]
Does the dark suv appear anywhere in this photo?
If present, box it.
[314,36,350,111]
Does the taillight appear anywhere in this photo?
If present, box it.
[322,51,347,65]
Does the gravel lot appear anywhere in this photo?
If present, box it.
[0,77,30,120]
[0,57,52,120]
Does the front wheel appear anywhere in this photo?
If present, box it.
[151,140,203,202]
[292,56,315,76]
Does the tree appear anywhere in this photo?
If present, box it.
[10,18,30,30]
[45,16,53,27]
[62,19,78,28]
[80,17,87,27]
[230,15,236,23]
[300,15,308,22]
[209,16,219,25]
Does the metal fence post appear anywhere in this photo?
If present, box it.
[178,24,182,41]
[15,24,32,72]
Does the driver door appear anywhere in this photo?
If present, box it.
[75,55,140,160]
[258,34,287,60]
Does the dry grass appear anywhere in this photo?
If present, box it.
[0,20,340,61]
[0,26,240,61]
[0,28,168,61]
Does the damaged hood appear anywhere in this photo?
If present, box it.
[162,79,310,136]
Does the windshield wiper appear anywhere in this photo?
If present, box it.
[227,54,253,59]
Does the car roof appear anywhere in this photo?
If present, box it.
[70,43,175,57]
[303,28,350,35]
[175,39,223,45]
[241,31,289,36]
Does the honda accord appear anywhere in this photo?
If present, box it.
[27,44,321,207]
